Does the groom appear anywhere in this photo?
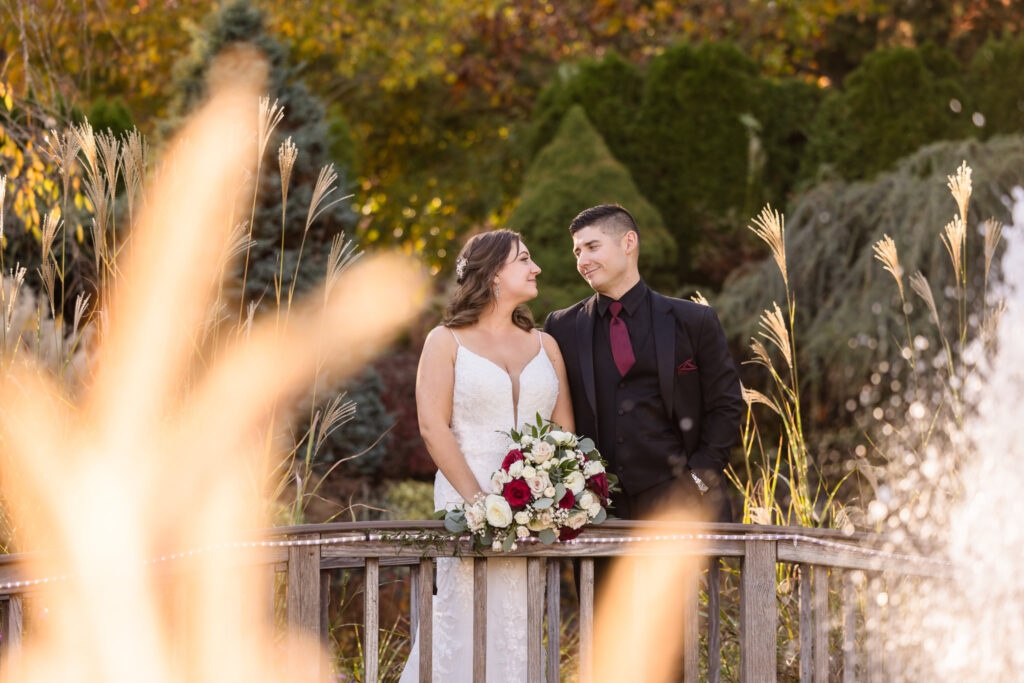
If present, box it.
[543,204,743,523]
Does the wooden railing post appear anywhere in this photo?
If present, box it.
[813,566,829,682]
[287,536,322,679]
[843,571,860,683]
[799,564,813,683]
[545,559,561,683]
[364,558,379,683]
[683,562,700,682]
[473,557,487,683]
[707,559,722,683]
[417,558,434,683]
[0,595,23,682]
[579,557,595,683]
[740,539,777,683]
[527,558,545,682]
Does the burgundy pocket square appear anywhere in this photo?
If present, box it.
[677,359,697,375]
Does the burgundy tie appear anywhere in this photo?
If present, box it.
[608,301,635,376]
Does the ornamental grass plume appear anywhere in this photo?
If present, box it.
[983,218,1004,291]
[44,128,81,217]
[757,302,792,371]
[278,136,298,208]
[119,128,148,224]
[748,203,787,291]
[689,290,709,306]
[872,234,904,301]
[0,173,6,240]
[941,215,967,282]
[947,159,972,226]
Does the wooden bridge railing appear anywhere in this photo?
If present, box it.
[0,520,945,682]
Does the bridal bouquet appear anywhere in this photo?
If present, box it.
[441,415,618,552]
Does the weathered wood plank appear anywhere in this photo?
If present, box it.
[527,558,545,682]
[708,560,722,683]
[843,572,858,683]
[473,558,487,683]
[778,542,945,577]
[409,564,419,646]
[865,574,882,683]
[287,538,321,680]
[799,564,813,683]
[813,566,829,683]
[417,559,433,683]
[0,595,23,681]
[740,539,777,683]
[320,570,331,642]
[364,558,379,683]
[320,537,746,560]
[683,561,699,682]
[546,559,561,683]
[579,558,595,683]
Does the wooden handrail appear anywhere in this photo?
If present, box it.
[0,522,944,682]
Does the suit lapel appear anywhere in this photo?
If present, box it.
[575,295,598,418]
[652,293,675,421]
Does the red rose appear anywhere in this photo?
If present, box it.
[559,526,583,541]
[587,473,609,504]
[501,449,525,471]
[558,489,575,509]
[502,479,532,509]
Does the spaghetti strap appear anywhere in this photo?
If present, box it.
[536,328,543,352]
[448,327,463,346]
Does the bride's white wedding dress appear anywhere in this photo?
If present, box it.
[399,328,559,682]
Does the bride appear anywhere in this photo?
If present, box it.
[399,229,574,682]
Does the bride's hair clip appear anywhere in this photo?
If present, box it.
[455,256,468,283]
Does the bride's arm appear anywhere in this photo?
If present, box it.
[416,327,486,502]
[541,332,575,434]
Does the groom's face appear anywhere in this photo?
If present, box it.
[572,225,631,295]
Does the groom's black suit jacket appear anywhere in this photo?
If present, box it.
[543,283,743,519]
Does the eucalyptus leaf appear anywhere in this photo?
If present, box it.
[533,497,554,509]
[502,534,516,552]
[432,509,448,520]
[445,517,468,533]
[554,484,566,502]
[538,528,556,545]
[578,437,596,453]
[592,508,608,525]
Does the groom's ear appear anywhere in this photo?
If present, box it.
[622,230,639,255]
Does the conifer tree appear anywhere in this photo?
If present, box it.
[508,106,676,315]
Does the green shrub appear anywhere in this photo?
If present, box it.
[968,36,1024,137]
[632,42,760,276]
[383,479,436,520]
[84,97,134,138]
[318,367,396,477]
[528,51,644,165]
[509,105,676,315]
[802,45,971,181]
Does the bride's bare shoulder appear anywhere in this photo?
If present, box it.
[422,325,460,357]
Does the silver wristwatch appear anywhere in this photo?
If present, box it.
[690,471,709,494]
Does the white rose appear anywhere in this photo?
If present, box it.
[540,510,554,526]
[484,494,513,528]
[514,510,530,525]
[540,459,554,470]
[588,503,602,518]
[543,486,556,498]
[491,471,509,491]
[583,460,605,476]
[465,505,486,532]
[567,510,589,529]
[520,435,534,446]
[565,471,586,495]
[508,460,524,477]
[549,430,576,446]
[522,465,537,478]
[531,441,555,463]
[579,491,596,510]
[526,472,550,496]
[516,525,530,539]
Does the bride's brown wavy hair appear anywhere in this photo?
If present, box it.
[442,229,536,331]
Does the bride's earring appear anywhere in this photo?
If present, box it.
[493,280,501,298]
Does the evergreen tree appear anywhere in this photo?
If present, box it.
[167,0,357,305]
[802,45,971,181]
[631,42,761,279]
[508,106,676,315]
[969,36,1024,138]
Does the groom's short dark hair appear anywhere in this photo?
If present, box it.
[569,204,640,244]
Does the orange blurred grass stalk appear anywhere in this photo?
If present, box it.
[0,48,426,682]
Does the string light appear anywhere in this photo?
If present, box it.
[0,529,946,592]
